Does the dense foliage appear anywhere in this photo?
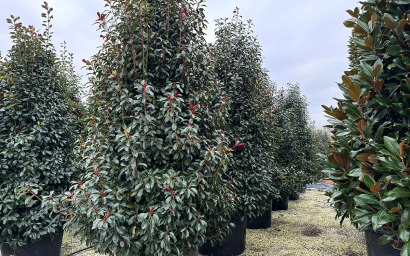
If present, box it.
[0,1,325,255]
[312,127,331,173]
[0,3,81,249]
[212,9,276,220]
[272,84,318,197]
[323,0,410,254]
[62,1,235,255]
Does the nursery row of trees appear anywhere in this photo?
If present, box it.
[0,1,326,255]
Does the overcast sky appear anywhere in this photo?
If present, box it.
[0,0,360,125]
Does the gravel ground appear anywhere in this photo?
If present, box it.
[242,189,366,256]
[2,189,366,256]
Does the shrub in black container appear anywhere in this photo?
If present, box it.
[61,1,235,255]
[211,9,277,229]
[212,8,276,221]
[323,0,409,255]
[272,84,316,202]
[0,3,81,254]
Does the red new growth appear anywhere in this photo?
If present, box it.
[163,183,171,192]
[97,12,106,21]
[82,59,87,64]
[233,140,246,149]
[149,208,153,215]
[77,180,82,186]
[188,101,198,114]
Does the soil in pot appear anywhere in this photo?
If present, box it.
[1,231,64,256]
[365,229,404,256]
[272,196,289,211]
[289,193,300,201]
[247,199,272,229]
[199,218,247,256]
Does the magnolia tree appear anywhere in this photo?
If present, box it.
[56,0,235,255]
[212,9,277,220]
[0,3,81,249]
[323,0,409,254]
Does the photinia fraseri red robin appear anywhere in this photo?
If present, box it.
[62,1,235,255]
[0,4,82,247]
[212,8,279,226]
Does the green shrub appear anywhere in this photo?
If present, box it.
[272,84,317,197]
[323,0,409,254]
[0,3,81,249]
[61,1,235,255]
[212,9,276,220]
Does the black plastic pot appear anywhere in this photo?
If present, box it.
[289,193,300,201]
[1,231,64,256]
[247,199,272,229]
[365,229,403,256]
[272,196,289,211]
[199,218,247,256]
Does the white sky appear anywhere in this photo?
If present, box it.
[0,0,360,125]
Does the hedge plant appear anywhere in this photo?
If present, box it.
[323,0,409,254]
[0,2,81,249]
[271,84,318,198]
[60,0,235,255]
[212,9,277,221]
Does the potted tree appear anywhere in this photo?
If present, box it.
[323,0,409,255]
[55,1,236,255]
[0,3,82,256]
[200,9,276,255]
[271,84,316,208]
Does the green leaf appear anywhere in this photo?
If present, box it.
[348,168,362,177]
[387,188,410,200]
[360,61,373,79]
[357,20,370,33]
[363,174,376,189]
[374,121,391,139]
[354,194,380,207]
[384,136,401,159]
[372,210,396,230]
[399,226,410,242]
[377,234,394,245]
[386,45,401,57]
[402,209,410,229]
[379,156,404,171]
[401,242,410,256]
